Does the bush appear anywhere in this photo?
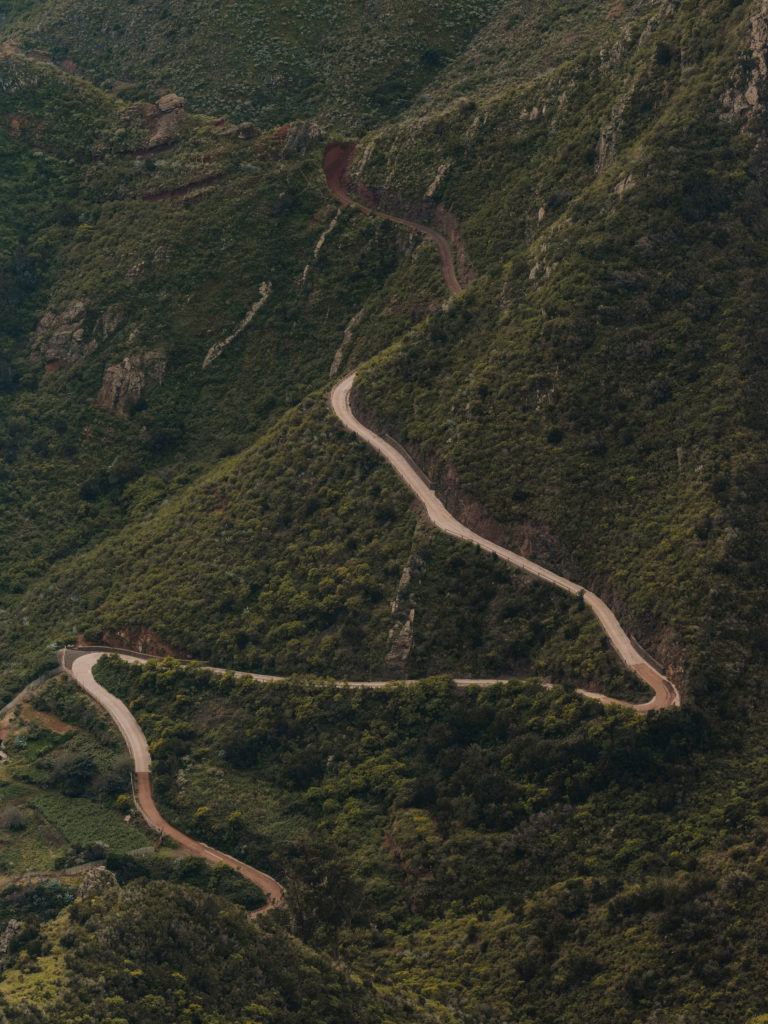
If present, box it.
[0,805,26,831]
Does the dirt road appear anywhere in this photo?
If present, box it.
[323,142,462,296]
[58,648,284,912]
[322,142,677,712]
[329,373,679,711]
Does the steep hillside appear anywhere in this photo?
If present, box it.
[0,48,642,699]
[0,0,510,131]
[0,54,400,599]
[0,878,447,1023]
[0,2,765,707]
[2,1,768,1020]
[351,0,768,710]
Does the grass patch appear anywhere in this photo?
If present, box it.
[28,792,147,853]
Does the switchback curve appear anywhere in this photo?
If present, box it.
[323,143,679,712]
[323,142,462,296]
[57,648,285,912]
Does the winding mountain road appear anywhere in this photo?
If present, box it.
[58,648,285,912]
[323,142,680,713]
[43,140,679,916]
[323,142,462,296]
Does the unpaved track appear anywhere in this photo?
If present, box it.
[322,142,679,713]
[329,375,679,711]
[323,142,462,296]
[58,649,284,912]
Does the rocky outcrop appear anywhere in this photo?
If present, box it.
[32,301,90,369]
[31,301,124,371]
[157,92,184,113]
[596,95,628,172]
[149,95,185,146]
[0,919,24,958]
[97,349,166,418]
[384,555,426,675]
[278,119,321,156]
[76,866,118,898]
[94,304,125,340]
[385,608,415,674]
[329,307,364,377]
[202,282,271,368]
[302,210,340,286]
[0,53,41,94]
[723,0,768,116]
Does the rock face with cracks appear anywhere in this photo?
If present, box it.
[32,302,124,371]
[723,0,768,115]
[97,349,166,418]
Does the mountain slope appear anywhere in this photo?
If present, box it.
[0,0,511,130]
[2,2,768,1023]
[351,0,768,710]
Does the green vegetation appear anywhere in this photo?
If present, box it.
[28,654,758,1024]
[0,677,148,872]
[353,0,768,711]
[0,50,633,705]
[5,400,643,699]
[26,792,142,853]
[0,675,272,914]
[0,0,767,1020]
[103,851,267,913]
[0,0,509,131]
[0,880,446,1024]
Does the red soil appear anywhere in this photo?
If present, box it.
[322,142,462,295]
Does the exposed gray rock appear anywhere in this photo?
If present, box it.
[202,282,271,368]
[0,919,24,957]
[723,0,768,116]
[281,120,321,156]
[76,865,118,899]
[596,95,628,172]
[150,100,185,146]
[157,92,184,113]
[385,607,415,673]
[0,52,40,94]
[97,349,166,418]
[94,303,125,342]
[32,301,91,368]
[32,301,125,370]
